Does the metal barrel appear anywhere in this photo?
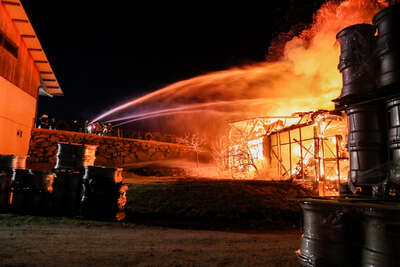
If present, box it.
[83,145,97,167]
[52,169,83,216]
[12,155,27,170]
[373,4,400,90]
[81,166,126,221]
[55,143,85,170]
[12,169,54,191]
[83,166,123,184]
[346,104,387,187]
[334,24,377,106]
[11,170,54,214]
[55,143,97,170]
[81,182,127,221]
[0,154,15,171]
[361,203,400,266]
[0,170,13,210]
[386,97,400,161]
[297,199,362,267]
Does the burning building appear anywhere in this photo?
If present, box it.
[226,110,348,195]
[0,0,62,156]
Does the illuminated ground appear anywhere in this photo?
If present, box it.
[123,175,310,230]
[0,176,309,266]
[0,214,300,266]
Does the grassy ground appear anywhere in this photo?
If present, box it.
[124,178,311,230]
[0,213,301,267]
[0,177,308,266]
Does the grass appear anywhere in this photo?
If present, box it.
[124,178,311,230]
[1,178,311,231]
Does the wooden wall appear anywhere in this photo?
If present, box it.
[0,3,40,99]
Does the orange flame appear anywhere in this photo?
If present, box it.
[94,0,387,131]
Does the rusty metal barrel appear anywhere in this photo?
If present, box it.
[0,170,13,211]
[12,155,27,170]
[11,169,54,214]
[55,143,97,170]
[0,154,14,210]
[83,145,97,167]
[361,202,400,266]
[373,4,400,91]
[386,98,400,162]
[52,169,83,216]
[82,166,127,221]
[346,104,387,189]
[334,24,377,106]
[55,143,85,170]
[0,154,14,170]
[297,199,362,266]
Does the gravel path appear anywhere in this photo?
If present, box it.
[0,216,301,267]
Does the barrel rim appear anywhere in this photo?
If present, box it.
[346,106,381,114]
[336,23,376,40]
[57,142,85,147]
[386,97,400,108]
[373,4,400,25]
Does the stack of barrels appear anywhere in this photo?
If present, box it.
[81,166,128,221]
[298,4,400,267]
[0,155,14,211]
[334,23,387,195]
[0,142,127,221]
[334,4,400,196]
[52,143,96,215]
[0,154,54,215]
[52,142,127,220]
[375,4,400,189]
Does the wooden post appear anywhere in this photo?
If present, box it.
[336,135,341,188]
[299,128,304,180]
[288,130,292,179]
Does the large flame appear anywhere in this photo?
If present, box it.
[93,0,386,137]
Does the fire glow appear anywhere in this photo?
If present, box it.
[92,0,389,194]
[93,0,386,125]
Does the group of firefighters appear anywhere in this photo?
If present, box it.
[84,121,113,136]
[37,115,114,136]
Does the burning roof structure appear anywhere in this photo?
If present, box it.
[226,110,348,196]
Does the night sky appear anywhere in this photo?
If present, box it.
[20,0,327,123]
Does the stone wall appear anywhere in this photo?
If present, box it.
[27,128,211,171]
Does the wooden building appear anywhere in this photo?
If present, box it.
[227,110,349,195]
[0,0,62,156]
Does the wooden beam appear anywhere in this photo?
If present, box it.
[1,1,20,6]
[43,79,56,82]
[21,34,36,38]
[40,71,53,74]
[34,60,48,64]
[12,18,28,23]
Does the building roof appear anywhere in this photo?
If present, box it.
[2,0,63,96]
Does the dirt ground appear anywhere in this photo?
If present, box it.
[0,214,301,267]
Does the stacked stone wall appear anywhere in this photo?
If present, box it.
[27,129,211,171]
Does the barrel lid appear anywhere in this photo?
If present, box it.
[336,24,375,40]
[373,4,400,25]
[58,142,83,146]
[297,197,400,210]
[386,97,400,108]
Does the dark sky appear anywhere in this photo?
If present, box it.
[20,0,327,122]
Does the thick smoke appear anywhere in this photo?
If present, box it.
[94,0,387,139]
